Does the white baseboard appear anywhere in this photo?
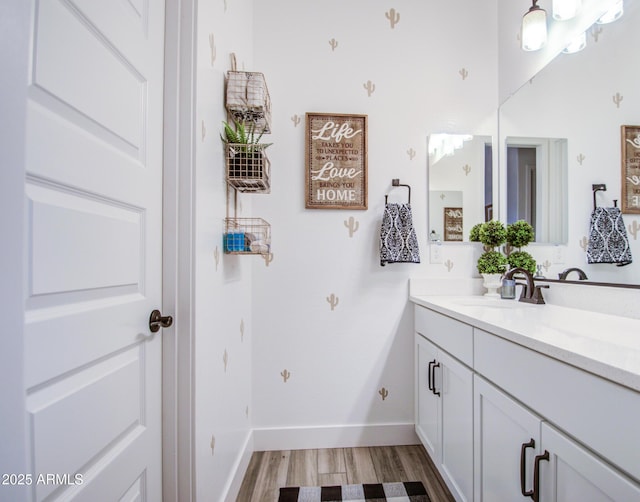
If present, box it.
[252,423,419,452]
[223,430,254,502]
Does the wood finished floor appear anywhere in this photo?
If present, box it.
[236,445,455,502]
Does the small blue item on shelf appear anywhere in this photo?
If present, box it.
[224,232,246,252]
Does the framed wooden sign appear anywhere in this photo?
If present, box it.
[443,207,463,241]
[622,125,640,213]
[305,113,368,209]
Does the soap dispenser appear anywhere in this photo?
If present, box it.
[501,275,516,299]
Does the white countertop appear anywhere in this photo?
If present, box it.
[410,295,640,393]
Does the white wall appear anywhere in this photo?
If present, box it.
[193,0,256,500]
[250,0,497,447]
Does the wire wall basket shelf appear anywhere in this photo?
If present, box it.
[225,143,271,193]
[225,70,272,133]
[223,217,271,255]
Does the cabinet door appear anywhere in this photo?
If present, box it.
[474,376,541,501]
[415,334,441,462]
[538,423,640,502]
[438,349,474,502]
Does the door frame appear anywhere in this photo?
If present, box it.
[162,0,198,501]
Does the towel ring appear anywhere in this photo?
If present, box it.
[385,179,411,204]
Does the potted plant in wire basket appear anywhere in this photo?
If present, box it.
[220,119,272,190]
[470,220,508,297]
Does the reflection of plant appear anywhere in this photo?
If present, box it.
[477,250,508,274]
[479,220,507,249]
[469,223,483,242]
[507,220,534,249]
[507,250,536,275]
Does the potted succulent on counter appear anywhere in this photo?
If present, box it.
[470,220,508,297]
[506,220,536,274]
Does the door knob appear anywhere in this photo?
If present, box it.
[149,309,173,332]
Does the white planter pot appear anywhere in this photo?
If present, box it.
[481,273,503,298]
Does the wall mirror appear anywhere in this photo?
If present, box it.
[498,0,640,286]
[427,134,493,242]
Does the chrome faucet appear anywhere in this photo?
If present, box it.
[558,267,588,281]
[504,267,549,304]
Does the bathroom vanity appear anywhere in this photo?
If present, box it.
[410,294,640,502]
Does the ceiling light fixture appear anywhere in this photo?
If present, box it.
[522,0,548,51]
[552,0,582,20]
[597,0,624,24]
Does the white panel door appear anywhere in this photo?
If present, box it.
[24,1,166,500]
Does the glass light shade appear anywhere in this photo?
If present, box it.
[522,6,548,51]
[553,0,581,20]
[562,31,587,53]
[597,0,623,24]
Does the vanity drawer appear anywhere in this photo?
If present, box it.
[474,328,640,482]
[414,306,473,366]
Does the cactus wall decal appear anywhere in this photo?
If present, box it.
[201,120,206,142]
[329,38,339,51]
[245,405,249,418]
[579,236,589,251]
[407,148,416,160]
[344,216,359,237]
[281,369,291,383]
[462,164,471,176]
[262,252,274,267]
[223,349,228,372]
[209,33,216,66]
[542,259,552,271]
[577,153,585,166]
[211,435,216,456]
[628,220,640,240]
[440,193,446,200]
[291,114,301,127]
[363,80,376,97]
[379,387,389,401]
[240,319,245,342]
[326,293,339,311]
[444,259,454,272]
[459,68,469,80]
[591,25,603,42]
[613,92,623,108]
[385,8,400,29]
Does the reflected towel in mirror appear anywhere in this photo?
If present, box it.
[380,203,420,266]
[587,207,632,266]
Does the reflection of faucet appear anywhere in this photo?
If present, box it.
[504,267,549,304]
[558,267,588,281]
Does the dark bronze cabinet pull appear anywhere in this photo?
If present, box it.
[532,450,550,502]
[432,361,441,396]
[520,438,536,497]
[428,360,435,392]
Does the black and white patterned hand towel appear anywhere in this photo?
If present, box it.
[587,207,632,266]
[380,203,420,266]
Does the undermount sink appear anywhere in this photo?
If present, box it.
[449,297,534,309]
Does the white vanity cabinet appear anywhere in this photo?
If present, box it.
[415,308,473,502]
[413,301,640,502]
